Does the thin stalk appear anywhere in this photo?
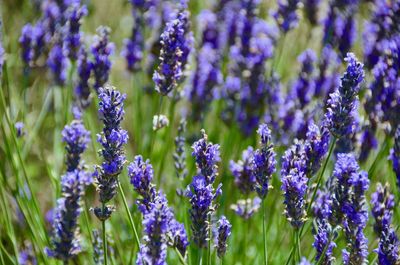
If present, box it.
[262,199,268,265]
[102,203,108,265]
[174,247,188,265]
[296,230,301,261]
[118,183,141,247]
[208,215,212,265]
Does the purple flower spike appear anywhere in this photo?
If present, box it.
[325,53,364,138]
[371,182,399,265]
[303,0,321,25]
[273,0,300,33]
[93,85,128,219]
[128,155,156,213]
[230,197,261,220]
[62,120,90,172]
[19,24,34,66]
[253,124,276,199]
[192,129,220,185]
[186,175,221,248]
[312,218,336,265]
[15,122,25,138]
[65,4,87,60]
[91,26,114,92]
[75,47,93,108]
[230,146,255,195]
[47,42,68,86]
[153,5,193,96]
[46,170,91,261]
[215,215,232,258]
[304,122,330,176]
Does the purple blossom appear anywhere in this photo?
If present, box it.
[303,0,321,25]
[253,124,276,199]
[19,244,37,265]
[313,190,332,220]
[46,170,91,261]
[328,153,359,226]
[75,47,93,108]
[342,171,369,265]
[325,53,364,138]
[315,45,340,99]
[62,120,90,172]
[41,0,61,41]
[93,86,127,219]
[273,0,300,33]
[186,175,221,248]
[64,4,87,60]
[371,183,395,234]
[358,126,378,162]
[137,193,171,265]
[281,141,307,228]
[198,10,219,49]
[91,26,114,92]
[230,146,255,195]
[15,122,25,138]
[377,228,400,265]
[153,5,192,96]
[186,44,222,121]
[191,129,220,185]
[169,220,189,257]
[304,122,330,176]
[215,215,232,258]
[47,41,69,86]
[128,155,156,213]
[19,24,34,66]
[312,218,336,265]
[230,197,261,219]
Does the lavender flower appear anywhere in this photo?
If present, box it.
[93,85,128,220]
[312,218,336,265]
[371,183,395,234]
[325,53,364,138]
[304,122,330,176]
[91,27,114,92]
[230,146,255,195]
[46,169,91,261]
[198,10,219,49]
[122,1,145,72]
[173,118,187,180]
[15,122,25,138]
[169,220,189,257]
[253,124,276,199]
[281,140,307,228]
[342,171,369,265]
[358,126,377,163]
[289,49,317,109]
[390,127,400,189]
[153,5,192,96]
[62,120,90,172]
[19,244,37,265]
[230,197,261,219]
[377,228,400,265]
[152,115,169,131]
[137,193,171,265]
[315,45,340,99]
[273,0,300,33]
[75,47,92,108]
[328,153,359,226]
[192,129,220,185]
[47,41,68,86]
[313,190,332,220]
[215,215,232,258]
[186,175,221,248]
[298,258,311,265]
[64,4,87,60]
[128,155,156,213]
[41,0,61,41]
[186,44,222,121]
[19,24,34,66]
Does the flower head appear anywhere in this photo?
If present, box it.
[230,146,255,195]
[62,120,90,172]
[75,47,93,108]
[64,4,87,60]
[47,41,69,86]
[215,215,232,258]
[273,0,300,33]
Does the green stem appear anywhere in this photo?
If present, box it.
[102,204,108,265]
[118,183,141,248]
[262,199,268,265]
[174,247,188,265]
[208,215,212,265]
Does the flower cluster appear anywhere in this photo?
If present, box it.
[64,4,87,60]
[128,155,157,213]
[253,124,276,199]
[230,197,261,220]
[304,122,330,176]
[273,0,300,33]
[91,27,114,92]
[325,53,364,138]
[47,41,68,86]
[46,170,91,261]
[230,146,256,195]
[62,119,90,172]
[215,215,232,258]
[153,4,192,96]
[75,47,93,108]
[93,85,128,220]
